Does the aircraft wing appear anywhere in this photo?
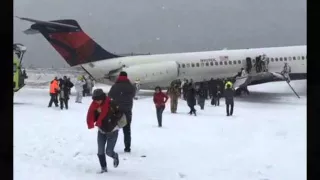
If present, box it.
[233,72,286,89]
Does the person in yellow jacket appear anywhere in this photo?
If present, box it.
[48,77,60,107]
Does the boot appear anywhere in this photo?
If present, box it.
[124,148,131,153]
[113,153,119,168]
[97,154,107,172]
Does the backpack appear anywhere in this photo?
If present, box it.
[93,99,127,128]
[109,99,127,128]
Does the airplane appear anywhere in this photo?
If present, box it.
[16,16,306,96]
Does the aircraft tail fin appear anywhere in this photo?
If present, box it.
[16,16,120,66]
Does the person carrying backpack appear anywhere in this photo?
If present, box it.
[86,89,127,173]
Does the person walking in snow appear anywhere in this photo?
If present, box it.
[167,81,180,113]
[224,83,235,116]
[186,83,197,116]
[133,78,141,100]
[75,76,86,103]
[58,78,70,110]
[48,77,59,107]
[197,82,206,110]
[153,86,168,127]
[108,71,136,153]
[182,79,189,100]
[87,89,122,173]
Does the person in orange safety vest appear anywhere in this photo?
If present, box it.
[48,77,60,107]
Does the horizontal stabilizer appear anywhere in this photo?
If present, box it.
[23,28,40,35]
[15,16,79,29]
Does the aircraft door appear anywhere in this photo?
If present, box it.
[246,57,252,74]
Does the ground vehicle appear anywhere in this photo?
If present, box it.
[13,43,28,92]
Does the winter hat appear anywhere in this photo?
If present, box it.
[92,89,106,101]
[119,71,127,77]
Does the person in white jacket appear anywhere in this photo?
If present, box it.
[75,76,86,103]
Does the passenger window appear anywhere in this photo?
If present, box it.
[215,62,219,66]
[238,60,242,64]
[297,56,300,60]
[219,62,223,65]
[191,63,195,67]
[271,58,274,62]
[279,57,283,61]
[224,61,228,65]
[233,60,237,64]
[196,63,200,67]
[186,63,190,68]
[201,63,204,67]
[293,56,296,60]
[275,58,278,61]
[182,64,185,68]
[284,57,287,61]
[288,57,292,61]
[210,62,214,66]
[205,62,209,66]
[301,56,304,60]
[228,61,232,65]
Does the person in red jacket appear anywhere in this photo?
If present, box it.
[86,89,121,173]
[153,86,168,127]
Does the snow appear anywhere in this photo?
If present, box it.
[14,80,306,180]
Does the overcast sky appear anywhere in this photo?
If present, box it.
[14,0,306,68]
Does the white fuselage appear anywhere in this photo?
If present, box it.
[81,45,306,89]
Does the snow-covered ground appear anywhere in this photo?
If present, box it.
[14,80,306,180]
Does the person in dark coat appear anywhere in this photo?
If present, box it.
[58,78,70,110]
[203,80,209,99]
[182,79,189,100]
[208,78,215,99]
[82,76,88,97]
[186,83,197,116]
[197,82,206,110]
[108,71,136,153]
[224,84,235,116]
[153,86,168,127]
[215,84,221,106]
[64,76,74,95]
[87,89,121,173]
